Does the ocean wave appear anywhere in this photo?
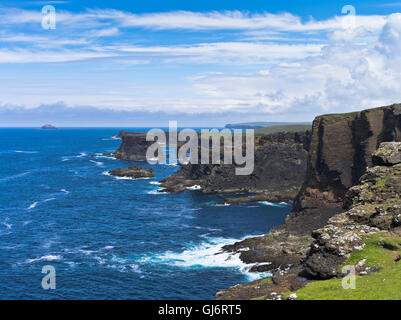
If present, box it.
[92,153,117,160]
[89,160,104,166]
[102,171,150,180]
[2,221,12,229]
[0,170,32,182]
[258,201,289,207]
[76,153,87,158]
[149,181,161,185]
[115,176,151,180]
[27,202,38,210]
[139,235,269,281]
[26,255,62,263]
[147,187,169,194]
[14,150,39,154]
[26,194,61,210]
[60,189,70,194]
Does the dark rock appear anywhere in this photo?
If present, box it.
[160,131,311,196]
[294,104,401,212]
[108,166,154,179]
[372,142,401,166]
[113,132,153,161]
[303,142,401,278]
[41,124,57,129]
[217,104,401,298]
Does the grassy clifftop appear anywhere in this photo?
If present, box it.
[292,232,401,300]
[255,124,311,135]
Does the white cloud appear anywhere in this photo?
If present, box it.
[1,8,401,121]
[185,13,401,118]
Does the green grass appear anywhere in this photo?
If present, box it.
[250,278,273,287]
[255,124,312,135]
[291,233,401,300]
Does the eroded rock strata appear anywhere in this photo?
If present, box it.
[113,131,151,161]
[304,142,401,278]
[217,104,401,300]
[217,141,401,300]
[159,131,311,200]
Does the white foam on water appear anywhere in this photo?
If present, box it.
[214,203,231,207]
[14,150,38,154]
[0,170,32,183]
[80,249,98,255]
[149,181,161,185]
[2,222,12,229]
[27,255,62,263]
[258,201,288,207]
[43,198,56,202]
[93,153,117,160]
[186,185,202,190]
[147,187,169,194]
[60,189,70,194]
[102,171,111,176]
[115,176,151,180]
[27,202,38,210]
[140,235,269,280]
[76,153,87,158]
[89,160,104,166]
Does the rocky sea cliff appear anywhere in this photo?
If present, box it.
[111,103,401,300]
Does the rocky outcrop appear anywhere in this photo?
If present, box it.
[372,142,401,166]
[217,141,401,299]
[160,131,311,199]
[113,131,152,161]
[294,104,401,212]
[217,105,401,299]
[108,166,154,179]
[304,142,401,278]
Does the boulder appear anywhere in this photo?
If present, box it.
[372,142,401,166]
[108,166,154,179]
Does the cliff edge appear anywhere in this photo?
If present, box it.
[218,104,401,299]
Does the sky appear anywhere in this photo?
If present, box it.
[2,0,401,126]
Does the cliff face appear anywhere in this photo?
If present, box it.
[217,142,401,300]
[113,131,150,161]
[219,104,401,299]
[160,131,311,201]
[112,129,311,201]
[294,104,401,211]
[304,142,401,278]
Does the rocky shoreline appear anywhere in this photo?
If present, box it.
[108,103,401,299]
[216,104,401,300]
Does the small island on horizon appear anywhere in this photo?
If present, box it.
[41,124,58,130]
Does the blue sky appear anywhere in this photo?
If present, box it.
[2,0,401,126]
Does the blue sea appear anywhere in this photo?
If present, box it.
[0,128,291,300]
